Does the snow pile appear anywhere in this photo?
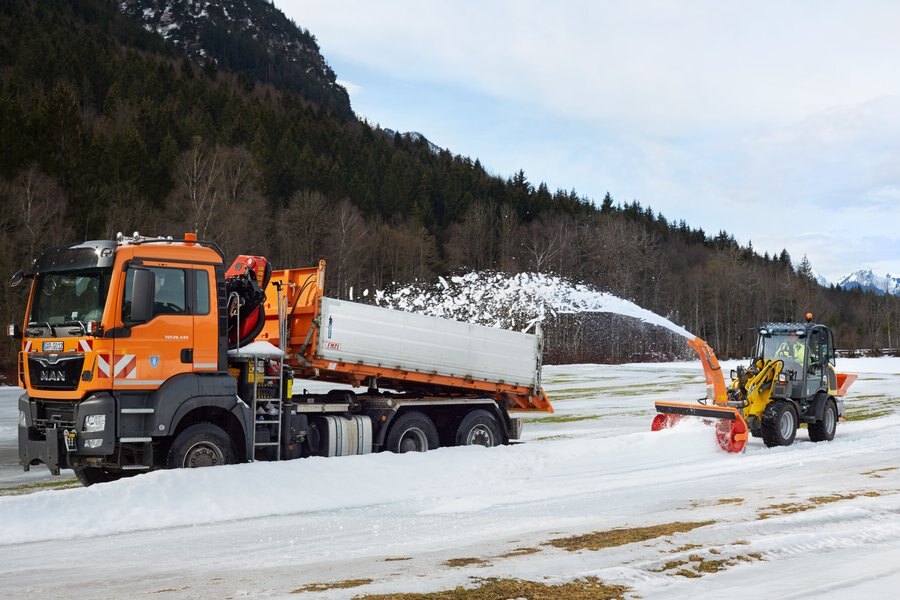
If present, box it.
[375,271,694,339]
[0,424,719,546]
[227,340,284,357]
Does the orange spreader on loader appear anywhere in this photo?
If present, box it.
[652,318,856,452]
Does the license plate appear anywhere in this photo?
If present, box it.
[42,341,64,352]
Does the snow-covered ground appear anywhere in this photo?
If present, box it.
[1,357,898,599]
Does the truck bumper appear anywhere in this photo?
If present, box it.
[18,393,117,476]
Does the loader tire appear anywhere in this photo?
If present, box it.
[455,409,502,447]
[761,400,797,448]
[167,423,236,468]
[808,398,837,442]
[385,411,439,453]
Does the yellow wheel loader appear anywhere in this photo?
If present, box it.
[652,316,856,452]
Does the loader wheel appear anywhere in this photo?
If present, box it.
[74,467,122,487]
[455,409,502,447]
[761,400,797,448]
[167,423,236,468]
[385,411,439,453]
[808,398,837,442]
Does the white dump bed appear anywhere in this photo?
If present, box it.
[316,297,542,389]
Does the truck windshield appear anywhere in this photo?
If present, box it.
[27,270,111,337]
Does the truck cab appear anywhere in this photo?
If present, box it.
[15,235,251,483]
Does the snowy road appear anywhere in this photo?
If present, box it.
[1,358,898,599]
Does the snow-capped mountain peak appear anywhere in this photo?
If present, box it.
[837,269,900,295]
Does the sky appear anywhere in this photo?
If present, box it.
[277,1,900,282]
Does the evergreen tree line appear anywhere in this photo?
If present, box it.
[0,0,897,374]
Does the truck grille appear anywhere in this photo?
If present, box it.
[28,354,84,391]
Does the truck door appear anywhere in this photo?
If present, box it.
[114,264,193,389]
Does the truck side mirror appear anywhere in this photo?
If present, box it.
[130,269,155,323]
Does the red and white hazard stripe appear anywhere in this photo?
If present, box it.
[24,341,32,352]
[78,339,93,353]
[114,354,137,379]
[97,353,111,379]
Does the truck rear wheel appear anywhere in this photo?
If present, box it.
[167,423,236,468]
[761,400,797,448]
[808,398,837,442]
[385,411,439,453]
[455,409,501,447]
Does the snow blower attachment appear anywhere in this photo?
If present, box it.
[652,337,750,453]
[653,317,856,452]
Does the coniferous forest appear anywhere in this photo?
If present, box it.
[0,0,898,374]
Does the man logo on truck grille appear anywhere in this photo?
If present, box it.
[40,370,65,382]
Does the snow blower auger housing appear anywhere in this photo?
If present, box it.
[653,316,856,452]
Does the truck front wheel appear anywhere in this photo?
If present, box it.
[455,409,501,447]
[167,423,236,468]
[74,467,122,487]
[385,411,439,453]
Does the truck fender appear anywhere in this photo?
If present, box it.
[146,374,249,455]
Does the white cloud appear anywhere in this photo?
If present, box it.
[278,1,900,280]
[335,78,362,96]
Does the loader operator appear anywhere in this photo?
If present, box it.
[776,333,805,362]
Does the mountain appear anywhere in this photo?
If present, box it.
[383,129,444,154]
[838,270,900,296]
[117,0,352,118]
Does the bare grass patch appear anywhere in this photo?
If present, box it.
[548,521,714,552]
[356,577,630,599]
[292,579,373,593]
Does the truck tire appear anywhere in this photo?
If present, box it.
[74,467,121,487]
[385,411,439,453]
[761,400,797,448]
[455,409,502,447]
[166,423,236,468]
[808,398,837,442]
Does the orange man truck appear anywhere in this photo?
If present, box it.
[10,233,552,485]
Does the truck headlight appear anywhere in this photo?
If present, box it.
[84,439,103,449]
[19,410,27,427]
[83,414,106,432]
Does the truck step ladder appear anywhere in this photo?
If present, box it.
[250,356,284,459]
[249,282,289,461]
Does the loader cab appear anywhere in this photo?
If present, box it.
[756,323,835,399]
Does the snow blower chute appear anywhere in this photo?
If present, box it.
[652,317,856,452]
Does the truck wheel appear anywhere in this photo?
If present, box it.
[385,411,439,453]
[455,409,501,447]
[808,398,837,442]
[74,467,121,487]
[166,423,236,468]
[761,400,797,448]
